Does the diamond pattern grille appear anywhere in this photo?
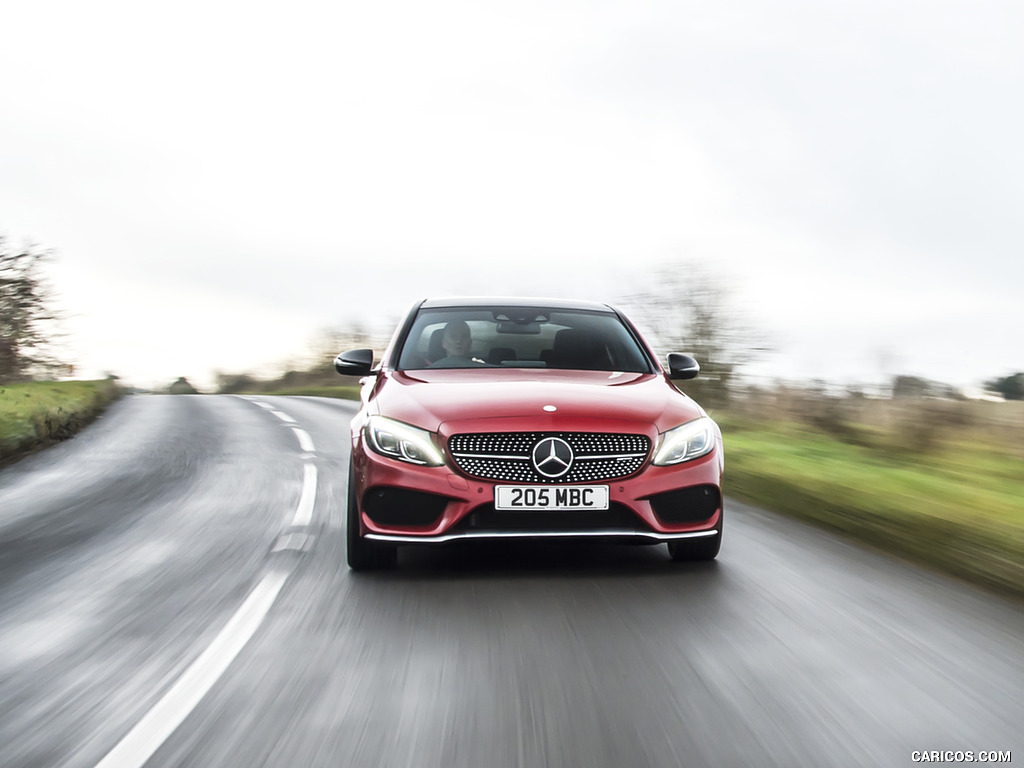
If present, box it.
[448,432,650,483]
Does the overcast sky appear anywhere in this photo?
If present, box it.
[2,0,1021,392]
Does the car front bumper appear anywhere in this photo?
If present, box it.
[351,434,723,544]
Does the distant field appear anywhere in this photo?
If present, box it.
[715,406,1024,599]
[0,380,122,464]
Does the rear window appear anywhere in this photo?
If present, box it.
[396,306,652,372]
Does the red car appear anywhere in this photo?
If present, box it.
[336,297,724,570]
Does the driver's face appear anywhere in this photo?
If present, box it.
[442,323,471,357]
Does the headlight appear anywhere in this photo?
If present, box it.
[652,417,715,466]
[365,416,445,466]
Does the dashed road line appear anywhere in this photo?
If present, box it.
[291,427,315,453]
[292,463,317,527]
[271,532,314,553]
[240,398,315,454]
[269,409,296,423]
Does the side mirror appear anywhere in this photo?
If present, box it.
[335,348,375,376]
[667,353,700,380]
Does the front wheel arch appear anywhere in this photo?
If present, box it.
[346,459,397,570]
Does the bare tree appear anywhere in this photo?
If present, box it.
[0,237,63,382]
[309,322,375,371]
[308,320,396,371]
[620,260,762,407]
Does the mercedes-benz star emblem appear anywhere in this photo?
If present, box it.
[531,437,574,478]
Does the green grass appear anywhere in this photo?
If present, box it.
[716,414,1024,599]
[0,380,122,463]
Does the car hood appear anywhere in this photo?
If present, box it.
[369,368,705,434]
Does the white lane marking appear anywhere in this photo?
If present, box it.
[95,569,290,768]
[291,427,315,453]
[236,397,274,410]
[271,532,313,553]
[240,398,312,451]
[291,463,317,527]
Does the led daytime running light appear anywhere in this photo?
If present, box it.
[365,416,444,466]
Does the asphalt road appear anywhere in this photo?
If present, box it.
[0,394,1020,768]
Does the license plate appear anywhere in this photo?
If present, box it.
[494,485,610,511]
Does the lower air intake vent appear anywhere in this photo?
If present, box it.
[452,503,643,532]
[648,485,720,524]
[362,487,448,527]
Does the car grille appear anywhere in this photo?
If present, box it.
[448,432,651,483]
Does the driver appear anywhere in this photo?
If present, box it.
[442,320,472,358]
[430,320,487,367]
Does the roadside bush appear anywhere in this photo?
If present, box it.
[886,399,974,455]
[167,377,199,394]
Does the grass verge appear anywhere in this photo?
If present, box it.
[716,414,1024,600]
[0,380,123,465]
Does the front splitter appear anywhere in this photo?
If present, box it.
[365,528,719,544]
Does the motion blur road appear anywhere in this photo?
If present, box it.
[1,395,1021,768]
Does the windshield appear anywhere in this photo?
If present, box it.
[396,306,653,372]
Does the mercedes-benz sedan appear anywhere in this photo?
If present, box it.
[336,297,724,570]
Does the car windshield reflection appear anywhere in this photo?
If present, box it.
[397,307,652,373]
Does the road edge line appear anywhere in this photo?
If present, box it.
[94,569,290,768]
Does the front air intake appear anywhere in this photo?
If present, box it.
[648,485,720,524]
[362,487,448,527]
[451,503,643,532]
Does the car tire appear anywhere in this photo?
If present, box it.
[347,462,398,571]
[667,507,723,561]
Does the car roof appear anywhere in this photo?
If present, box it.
[418,296,617,312]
